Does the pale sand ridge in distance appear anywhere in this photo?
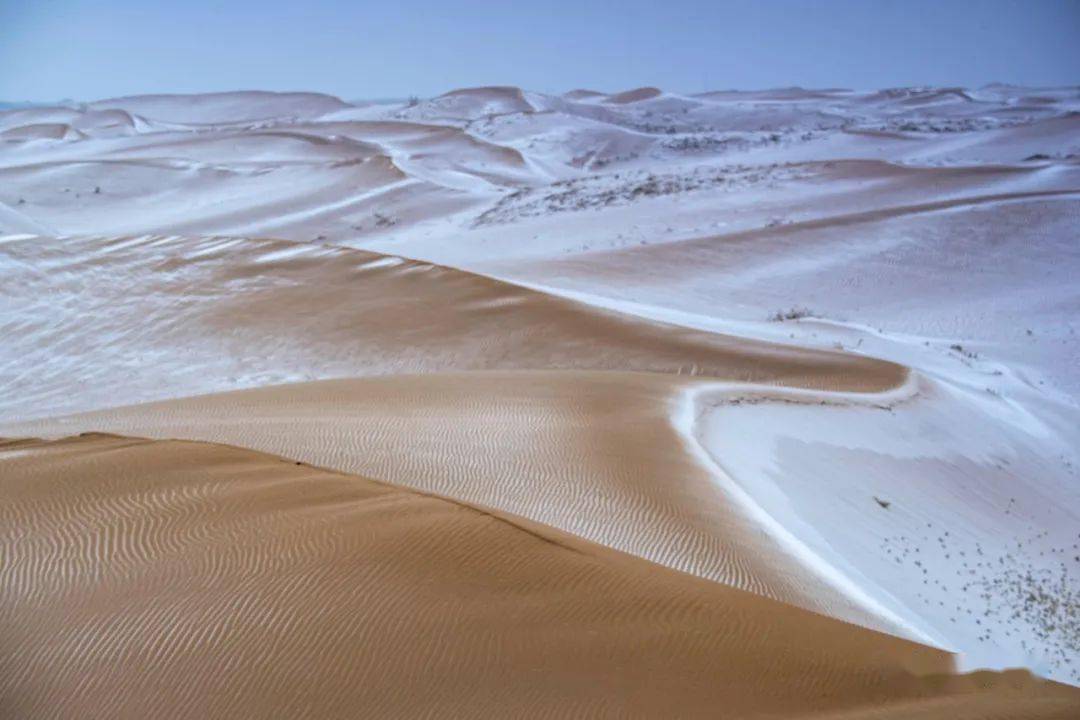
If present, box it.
[1,433,1077,719]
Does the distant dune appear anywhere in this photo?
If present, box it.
[4,369,922,639]
[563,88,606,100]
[88,90,351,124]
[604,86,664,104]
[0,233,902,422]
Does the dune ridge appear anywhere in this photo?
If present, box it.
[0,370,928,642]
[2,432,1077,719]
[0,231,929,644]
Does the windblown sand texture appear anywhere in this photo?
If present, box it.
[2,433,1077,719]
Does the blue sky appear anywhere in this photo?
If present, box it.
[1,0,1077,101]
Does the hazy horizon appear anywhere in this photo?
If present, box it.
[2,0,1078,103]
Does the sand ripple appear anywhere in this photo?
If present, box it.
[2,433,1075,718]
[0,371,935,640]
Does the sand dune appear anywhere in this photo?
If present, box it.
[695,87,853,101]
[508,183,1080,283]
[408,86,538,120]
[3,370,926,640]
[0,233,902,422]
[0,106,82,134]
[464,171,1080,681]
[2,432,1076,719]
[3,84,1075,246]
[0,122,76,141]
[604,86,664,104]
[562,88,606,100]
[3,83,1079,707]
[87,90,350,124]
[0,230,923,638]
[481,159,1080,281]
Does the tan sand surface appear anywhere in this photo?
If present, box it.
[1,370,918,640]
[0,233,903,422]
[0,232,926,644]
[2,433,1076,719]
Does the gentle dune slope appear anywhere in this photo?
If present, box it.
[3,371,920,640]
[456,159,1080,273]
[2,433,1076,719]
[0,233,903,422]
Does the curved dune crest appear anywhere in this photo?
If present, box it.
[3,371,922,639]
[0,233,905,422]
[0,232,923,642]
[2,433,1076,719]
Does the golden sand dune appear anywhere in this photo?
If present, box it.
[4,371,916,639]
[0,233,919,642]
[4,84,1079,714]
[2,433,1076,719]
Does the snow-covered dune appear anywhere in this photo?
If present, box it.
[88,90,351,124]
[2,84,1079,702]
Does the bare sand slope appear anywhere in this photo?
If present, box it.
[1,371,922,641]
[2,433,1076,719]
[0,233,903,422]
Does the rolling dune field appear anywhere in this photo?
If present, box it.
[2,84,1079,715]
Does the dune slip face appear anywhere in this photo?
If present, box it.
[2,433,1078,719]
